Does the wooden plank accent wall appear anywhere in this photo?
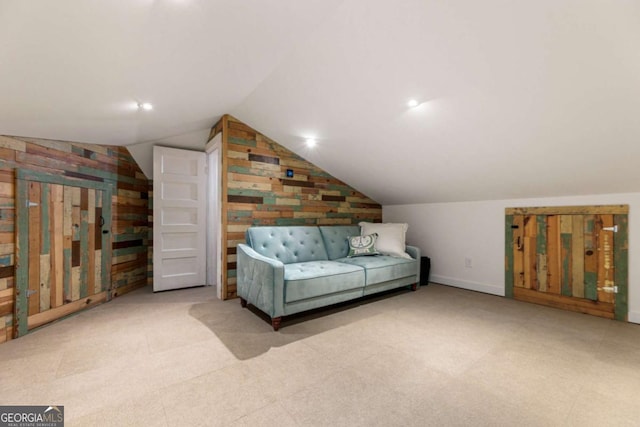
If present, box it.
[212,115,382,299]
[0,135,151,343]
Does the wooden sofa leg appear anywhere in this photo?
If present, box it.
[271,317,282,331]
[411,283,418,291]
[240,297,247,308]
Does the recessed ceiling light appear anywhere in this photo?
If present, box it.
[407,99,419,108]
[138,102,153,111]
[305,138,317,147]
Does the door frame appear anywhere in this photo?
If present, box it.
[205,134,223,299]
[14,169,114,337]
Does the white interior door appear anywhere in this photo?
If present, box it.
[153,146,206,291]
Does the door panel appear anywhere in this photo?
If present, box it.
[546,215,561,295]
[597,215,615,304]
[583,214,598,300]
[51,184,64,309]
[15,171,113,337]
[559,214,572,297]
[535,215,548,292]
[27,181,40,316]
[512,215,525,288]
[523,215,537,291]
[506,205,629,321]
[153,146,206,292]
[570,215,584,298]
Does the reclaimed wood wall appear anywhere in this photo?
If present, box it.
[0,135,150,343]
[211,115,382,299]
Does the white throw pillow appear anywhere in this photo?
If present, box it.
[358,222,412,259]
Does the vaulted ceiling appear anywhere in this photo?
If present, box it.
[2,1,639,205]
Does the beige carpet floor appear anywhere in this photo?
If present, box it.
[1,283,639,426]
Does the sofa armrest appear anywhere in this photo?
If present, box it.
[237,243,286,318]
[405,245,420,260]
[405,245,421,286]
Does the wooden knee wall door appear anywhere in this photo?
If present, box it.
[505,205,628,321]
[14,170,113,337]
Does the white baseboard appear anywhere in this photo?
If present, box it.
[429,276,640,322]
[430,275,505,297]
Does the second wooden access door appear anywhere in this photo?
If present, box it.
[14,170,113,337]
[505,205,628,320]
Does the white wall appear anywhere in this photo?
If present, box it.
[384,192,640,324]
[127,128,211,178]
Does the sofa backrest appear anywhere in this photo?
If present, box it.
[245,226,329,264]
[319,225,360,260]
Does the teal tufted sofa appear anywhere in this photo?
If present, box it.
[237,225,421,330]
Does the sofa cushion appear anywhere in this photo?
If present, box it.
[247,226,329,264]
[336,255,417,286]
[319,225,360,260]
[284,261,364,303]
[359,222,412,259]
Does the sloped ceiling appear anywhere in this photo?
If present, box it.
[1,0,639,205]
